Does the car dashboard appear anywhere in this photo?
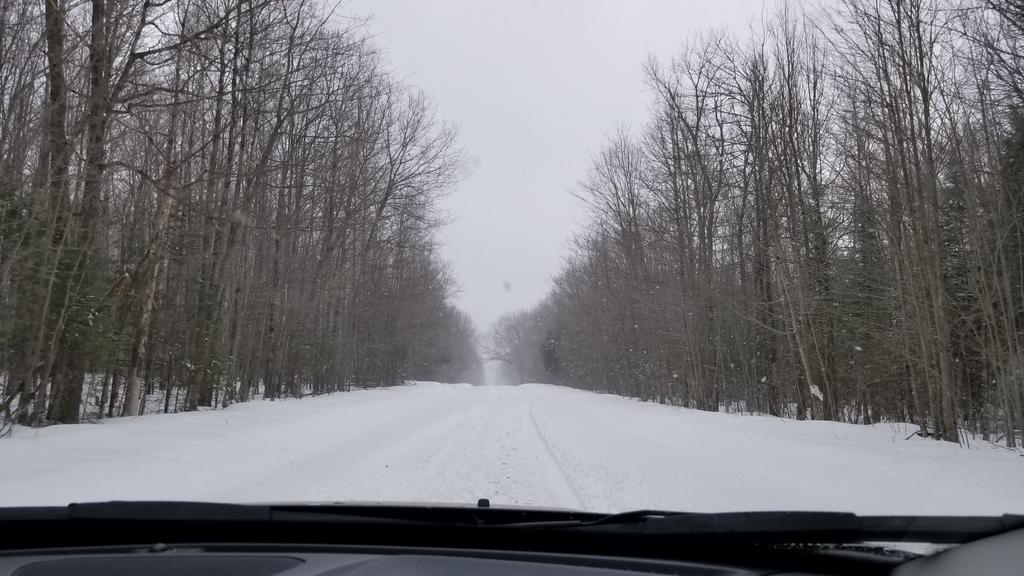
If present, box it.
[0,548,838,576]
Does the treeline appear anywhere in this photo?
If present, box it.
[489,0,1024,445]
[0,0,482,430]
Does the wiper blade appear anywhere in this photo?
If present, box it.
[0,501,597,527]
[3,503,1021,546]
[0,501,272,522]
[506,510,857,532]
[511,510,1024,544]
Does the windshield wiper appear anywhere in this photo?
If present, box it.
[3,502,1021,545]
[0,501,600,527]
[511,510,1024,544]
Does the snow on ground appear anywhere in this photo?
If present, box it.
[1,382,1021,514]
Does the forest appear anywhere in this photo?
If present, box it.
[486,0,1024,445]
[0,0,483,431]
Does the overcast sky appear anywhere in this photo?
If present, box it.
[342,0,774,334]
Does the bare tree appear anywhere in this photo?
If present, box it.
[0,0,481,432]
[518,0,1024,445]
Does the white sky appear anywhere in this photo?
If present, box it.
[342,0,775,334]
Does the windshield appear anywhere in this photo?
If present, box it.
[0,0,1022,524]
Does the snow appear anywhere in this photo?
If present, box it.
[1,382,1021,514]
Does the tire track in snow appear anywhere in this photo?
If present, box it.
[408,400,502,502]
[523,397,586,510]
[227,393,487,503]
[396,389,585,508]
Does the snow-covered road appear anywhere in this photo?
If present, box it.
[2,383,1022,514]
